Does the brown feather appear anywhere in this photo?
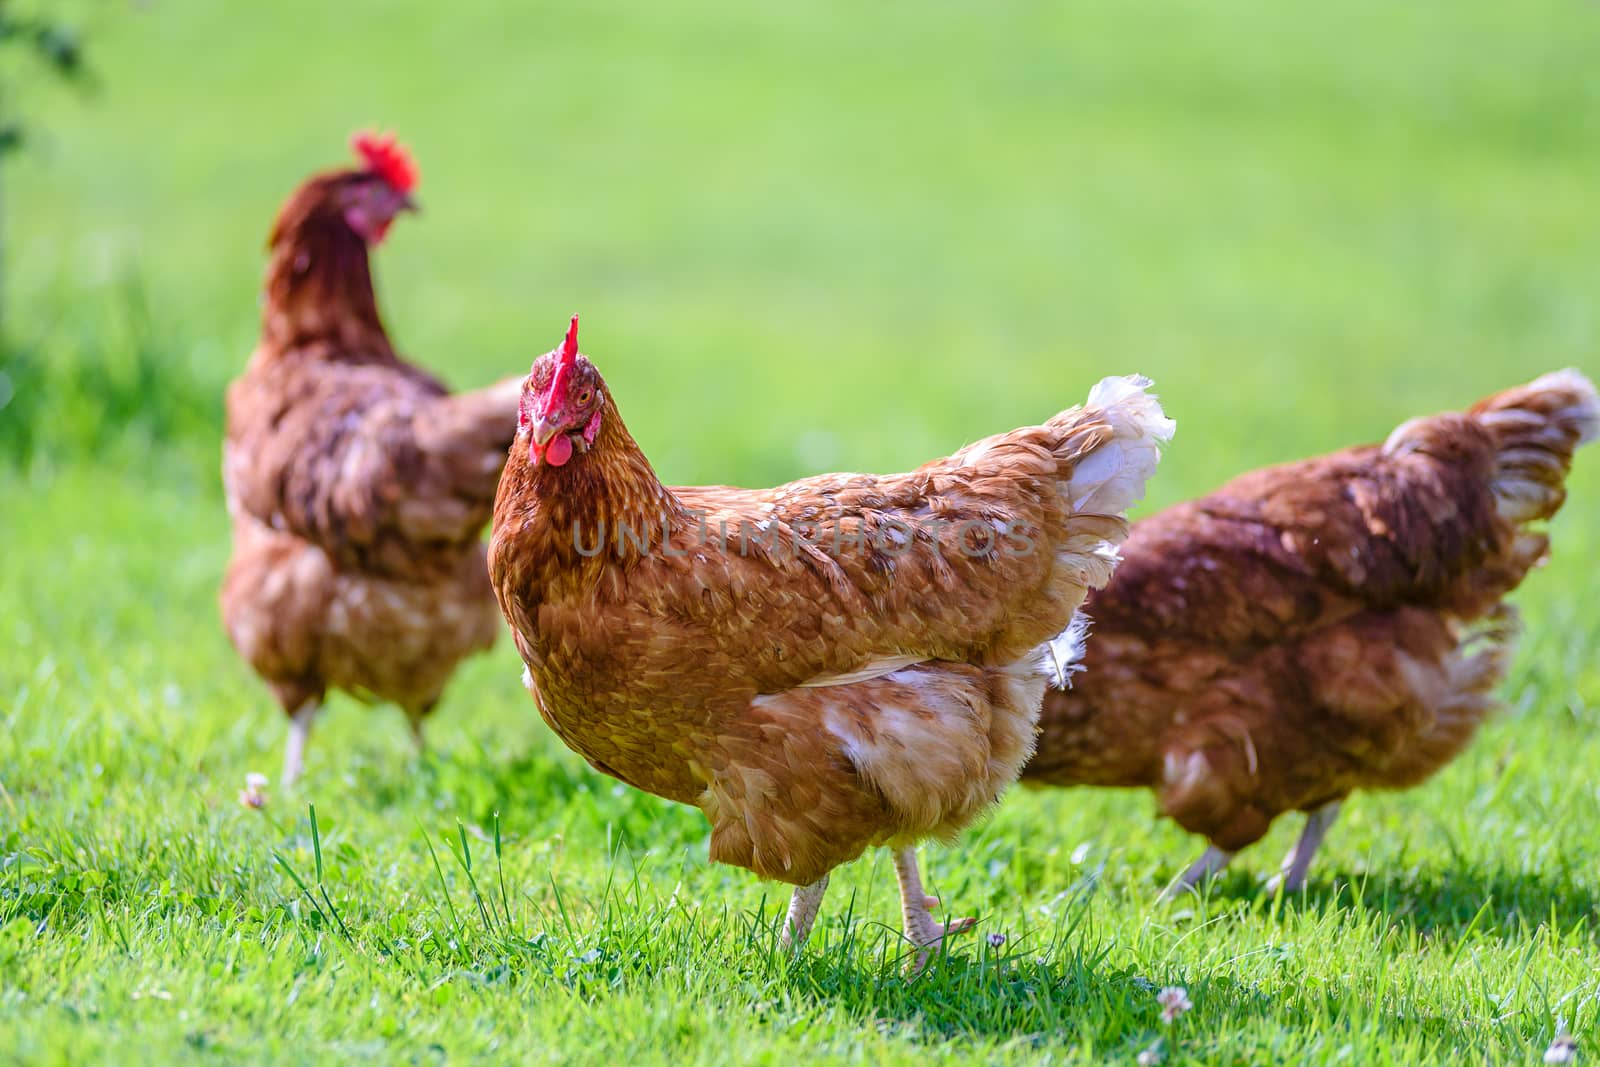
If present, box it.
[1025,370,1597,862]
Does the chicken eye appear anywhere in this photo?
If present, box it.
[576,388,594,407]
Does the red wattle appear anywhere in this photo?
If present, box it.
[546,433,574,467]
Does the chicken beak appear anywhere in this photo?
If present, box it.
[400,193,420,215]
[529,414,561,448]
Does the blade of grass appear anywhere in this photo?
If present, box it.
[309,804,324,884]
[454,819,499,935]
[417,818,462,936]
[494,810,513,930]
[273,850,330,931]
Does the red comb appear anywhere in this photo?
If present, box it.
[351,130,419,193]
[544,315,581,412]
[560,315,579,366]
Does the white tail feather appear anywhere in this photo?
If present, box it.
[1477,369,1599,525]
[1522,369,1600,445]
[1041,612,1091,690]
[1069,374,1176,515]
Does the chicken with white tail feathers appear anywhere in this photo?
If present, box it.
[490,317,1174,967]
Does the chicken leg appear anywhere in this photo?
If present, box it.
[1159,845,1234,903]
[404,709,429,755]
[282,701,321,787]
[1267,800,1342,894]
[892,847,976,974]
[781,874,830,948]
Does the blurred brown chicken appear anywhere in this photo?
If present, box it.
[220,133,522,785]
[490,318,1173,963]
[1024,370,1598,896]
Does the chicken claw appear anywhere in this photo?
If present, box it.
[893,848,976,975]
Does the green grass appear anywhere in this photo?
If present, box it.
[5,0,1600,1062]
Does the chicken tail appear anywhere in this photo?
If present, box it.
[389,373,528,544]
[1033,375,1173,686]
[415,373,526,476]
[440,372,528,447]
[1064,374,1179,516]
[1386,369,1599,528]
[1468,369,1599,526]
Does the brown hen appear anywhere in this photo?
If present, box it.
[221,133,522,785]
[1024,370,1599,896]
[489,317,1173,963]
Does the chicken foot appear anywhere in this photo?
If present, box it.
[781,874,830,949]
[1266,800,1342,895]
[1158,845,1234,903]
[282,701,321,788]
[893,847,976,974]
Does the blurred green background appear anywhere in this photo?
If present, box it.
[3,1,1599,1063]
[10,0,1600,486]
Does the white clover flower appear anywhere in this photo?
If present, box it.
[1157,986,1192,1024]
[238,772,269,810]
[1545,1033,1578,1065]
